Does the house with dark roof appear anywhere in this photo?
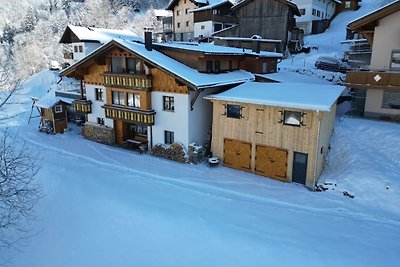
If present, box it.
[345,0,400,120]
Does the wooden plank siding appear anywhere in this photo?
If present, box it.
[210,100,323,187]
[150,68,189,94]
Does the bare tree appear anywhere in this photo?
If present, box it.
[0,49,41,251]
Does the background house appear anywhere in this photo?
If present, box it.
[59,25,140,62]
[192,0,238,40]
[291,0,340,34]
[206,82,343,189]
[212,0,301,53]
[346,0,400,119]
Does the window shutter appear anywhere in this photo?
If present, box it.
[275,110,284,124]
[301,112,312,128]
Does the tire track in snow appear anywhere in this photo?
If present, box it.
[21,133,400,228]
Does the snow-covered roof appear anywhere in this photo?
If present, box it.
[205,82,344,111]
[347,0,400,30]
[213,36,282,43]
[154,9,173,17]
[35,92,73,109]
[60,25,142,44]
[154,42,283,57]
[256,70,331,84]
[61,39,255,90]
[191,0,233,12]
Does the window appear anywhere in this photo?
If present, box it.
[78,45,83,52]
[214,23,222,32]
[322,12,324,18]
[206,61,213,73]
[55,105,63,113]
[201,25,205,30]
[312,8,316,16]
[185,8,189,14]
[177,10,180,16]
[97,117,105,125]
[186,21,189,27]
[345,1,351,8]
[164,130,174,144]
[390,50,400,69]
[112,91,125,105]
[177,22,181,28]
[163,96,174,111]
[127,93,140,108]
[213,9,220,15]
[226,104,241,119]
[132,124,147,136]
[283,111,302,126]
[382,91,400,109]
[125,58,141,74]
[299,8,306,15]
[262,62,268,73]
[74,46,78,52]
[95,88,103,101]
[316,10,321,17]
[214,61,221,73]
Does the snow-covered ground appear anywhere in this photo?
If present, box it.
[1,68,399,266]
[1,1,399,265]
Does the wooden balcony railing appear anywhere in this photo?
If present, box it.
[103,105,155,126]
[73,99,92,114]
[102,73,152,90]
[346,69,400,90]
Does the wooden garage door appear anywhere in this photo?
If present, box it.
[255,145,288,181]
[223,139,252,171]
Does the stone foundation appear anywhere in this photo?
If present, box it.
[151,143,189,163]
[82,122,115,145]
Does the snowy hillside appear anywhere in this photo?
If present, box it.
[1,70,399,267]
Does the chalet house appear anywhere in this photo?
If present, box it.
[59,36,255,153]
[192,0,238,40]
[291,0,341,35]
[59,25,140,62]
[345,0,400,120]
[166,0,207,41]
[206,82,343,189]
[154,9,174,42]
[212,0,301,53]
[336,0,360,13]
[36,93,73,134]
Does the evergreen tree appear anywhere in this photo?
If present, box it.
[2,23,17,45]
[21,7,37,32]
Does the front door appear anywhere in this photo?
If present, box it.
[292,152,308,185]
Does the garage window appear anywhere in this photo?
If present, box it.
[226,104,241,119]
[283,111,302,126]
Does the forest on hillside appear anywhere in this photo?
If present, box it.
[0,0,169,81]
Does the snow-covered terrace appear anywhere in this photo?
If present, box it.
[206,82,344,111]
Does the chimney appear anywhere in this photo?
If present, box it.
[252,40,261,54]
[144,28,153,51]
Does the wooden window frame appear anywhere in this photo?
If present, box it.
[163,96,175,111]
[164,130,174,144]
[55,105,63,113]
[127,93,141,108]
[226,104,242,119]
[283,110,302,127]
[95,88,104,101]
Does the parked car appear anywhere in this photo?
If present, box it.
[315,56,350,73]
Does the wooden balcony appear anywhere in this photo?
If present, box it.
[102,73,152,90]
[104,105,155,126]
[73,99,92,114]
[346,69,400,91]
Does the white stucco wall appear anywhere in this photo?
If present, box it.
[85,84,113,128]
[370,11,400,69]
[364,89,400,117]
[295,0,337,30]
[73,42,101,62]
[194,21,213,38]
[188,88,220,146]
[151,92,190,148]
